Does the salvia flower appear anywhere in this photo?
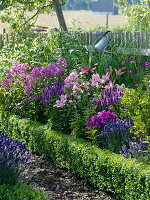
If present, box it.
[99,118,134,153]
[0,134,31,173]
[95,85,124,107]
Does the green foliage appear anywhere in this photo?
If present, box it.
[119,78,150,135]
[0,112,149,200]
[0,183,50,200]
[0,30,88,69]
[117,0,150,31]
[0,165,19,185]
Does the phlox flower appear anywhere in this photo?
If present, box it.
[85,110,118,130]
[91,73,101,87]
[56,57,68,67]
[0,79,12,88]
[72,85,83,94]
[64,70,79,87]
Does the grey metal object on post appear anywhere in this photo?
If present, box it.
[95,37,109,52]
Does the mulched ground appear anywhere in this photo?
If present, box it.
[23,154,116,200]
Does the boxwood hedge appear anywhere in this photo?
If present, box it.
[0,111,149,200]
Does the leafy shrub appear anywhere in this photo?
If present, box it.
[0,183,50,200]
[119,78,150,136]
[0,134,31,185]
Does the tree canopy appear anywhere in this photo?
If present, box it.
[0,0,68,32]
[117,0,150,31]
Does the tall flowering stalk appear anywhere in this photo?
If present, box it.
[94,85,124,108]
[0,134,31,185]
[99,118,134,153]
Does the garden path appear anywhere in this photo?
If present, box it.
[24,154,116,200]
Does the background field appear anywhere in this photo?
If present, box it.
[0,10,126,33]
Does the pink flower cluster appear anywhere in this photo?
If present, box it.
[54,69,110,108]
[85,110,118,130]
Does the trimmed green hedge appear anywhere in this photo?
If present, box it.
[0,183,50,200]
[0,111,150,200]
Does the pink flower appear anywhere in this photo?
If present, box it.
[104,81,114,89]
[54,94,68,107]
[91,73,102,87]
[115,69,124,77]
[85,110,118,130]
[64,70,79,87]
[80,66,94,74]
[101,73,110,82]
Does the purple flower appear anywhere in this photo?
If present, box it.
[23,97,31,102]
[0,134,31,184]
[99,118,134,153]
[133,83,139,87]
[33,96,41,101]
[95,85,124,107]
[56,57,68,67]
[127,70,137,74]
[120,136,149,158]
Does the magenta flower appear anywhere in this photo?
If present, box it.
[133,83,139,87]
[0,79,12,88]
[33,96,41,101]
[85,110,118,130]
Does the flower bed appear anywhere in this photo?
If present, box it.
[0,30,149,199]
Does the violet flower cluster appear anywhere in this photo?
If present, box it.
[0,58,67,103]
[0,134,31,173]
[85,110,118,130]
[98,118,134,153]
[95,85,124,107]
[42,81,65,106]
[120,135,149,158]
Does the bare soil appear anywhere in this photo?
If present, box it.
[24,154,116,200]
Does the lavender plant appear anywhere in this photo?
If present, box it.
[0,134,31,185]
[98,118,134,153]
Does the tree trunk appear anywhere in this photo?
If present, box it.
[54,0,68,32]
